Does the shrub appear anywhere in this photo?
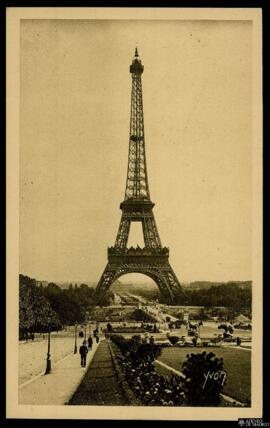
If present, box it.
[129,309,156,322]
[110,335,161,363]
[182,351,226,406]
[167,336,180,345]
[131,335,142,343]
[110,335,131,355]
[111,335,186,406]
[218,323,234,334]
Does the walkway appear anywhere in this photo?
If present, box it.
[19,341,99,405]
[69,340,128,405]
[19,335,75,385]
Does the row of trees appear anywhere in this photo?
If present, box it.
[172,283,251,317]
[126,282,251,317]
[19,274,251,337]
[19,274,113,337]
[19,276,61,339]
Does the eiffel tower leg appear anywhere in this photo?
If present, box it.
[161,265,184,301]
[152,274,175,301]
[142,215,162,249]
[115,216,131,249]
[94,264,117,302]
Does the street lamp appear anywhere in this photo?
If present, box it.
[45,329,51,374]
[74,323,78,354]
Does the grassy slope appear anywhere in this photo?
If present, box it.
[159,347,251,403]
[69,341,128,405]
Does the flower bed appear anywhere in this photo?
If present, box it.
[110,335,228,406]
[110,335,186,406]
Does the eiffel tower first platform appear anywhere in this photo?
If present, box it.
[94,48,184,303]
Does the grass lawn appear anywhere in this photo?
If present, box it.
[159,346,251,404]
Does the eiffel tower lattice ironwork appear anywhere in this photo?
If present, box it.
[94,48,183,302]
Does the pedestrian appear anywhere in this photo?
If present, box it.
[79,340,88,367]
[87,335,93,350]
[96,335,99,344]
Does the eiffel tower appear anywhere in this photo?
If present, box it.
[94,48,183,303]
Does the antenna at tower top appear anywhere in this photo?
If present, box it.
[130,46,143,74]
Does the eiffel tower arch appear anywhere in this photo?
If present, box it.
[94,49,184,303]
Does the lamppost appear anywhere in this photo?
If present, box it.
[84,323,87,339]
[45,329,51,374]
[74,323,78,354]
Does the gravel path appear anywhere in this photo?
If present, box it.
[19,341,99,405]
[19,335,75,385]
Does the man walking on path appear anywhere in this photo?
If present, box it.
[79,340,88,367]
[87,335,93,350]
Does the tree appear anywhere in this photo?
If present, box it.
[198,308,209,321]
[176,312,184,320]
[43,284,85,325]
[19,281,61,337]
[176,283,251,315]
[218,323,234,335]
[149,336,155,345]
[182,351,226,406]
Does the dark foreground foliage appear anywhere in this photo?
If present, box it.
[110,334,186,406]
[182,351,226,406]
[110,335,226,406]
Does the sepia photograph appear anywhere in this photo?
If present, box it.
[6,7,262,421]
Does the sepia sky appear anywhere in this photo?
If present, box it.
[20,19,252,284]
